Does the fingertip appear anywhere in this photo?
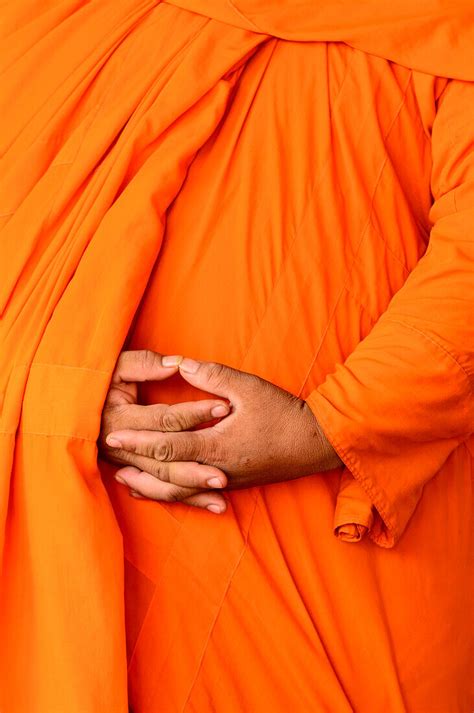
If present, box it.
[115,466,141,485]
[206,476,226,489]
[162,355,183,368]
[119,466,141,475]
[107,430,135,448]
[211,403,230,418]
[179,358,200,374]
[207,503,226,514]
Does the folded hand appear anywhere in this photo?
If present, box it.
[100,351,341,514]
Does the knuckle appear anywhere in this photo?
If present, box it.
[140,440,155,459]
[196,433,215,464]
[107,448,132,465]
[152,439,175,462]
[151,462,169,482]
[207,361,225,380]
[140,349,156,371]
[102,404,128,432]
[164,486,187,503]
[151,406,166,430]
[207,362,227,387]
[118,449,133,463]
[161,408,184,432]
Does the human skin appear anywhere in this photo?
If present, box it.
[99,350,342,512]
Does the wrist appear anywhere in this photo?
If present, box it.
[315,419,343,471]
[303,400,343,472]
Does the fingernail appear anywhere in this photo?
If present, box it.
[207,477,224,489]
[130,491,143,499]
[179,358,200,374]
[211,404,229,418]
[207,503,225,514]
[115,475,127,485]
[106,436,122,448]
[162,355,183,367]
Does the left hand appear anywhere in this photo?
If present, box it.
[106,356,342,511]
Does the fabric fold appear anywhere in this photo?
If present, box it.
[165,0,474,80]
[333,469,375,543]
[0,4,266,710]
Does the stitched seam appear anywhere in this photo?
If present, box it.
[255,495,356,710]
[368,215,412,272]
[181,492,260,712]
[343,284,378,325]
[239,51,352,372]
[30,362,110,375]
[297,71,414,397]
[126,512,190,672]
[17,431,97,442]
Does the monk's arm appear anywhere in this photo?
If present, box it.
[306,77,474,547]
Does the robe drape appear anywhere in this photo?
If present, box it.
[1,2,473,711]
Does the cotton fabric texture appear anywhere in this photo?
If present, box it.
[1,2,473,711]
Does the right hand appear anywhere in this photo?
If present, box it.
[99,350,229,513]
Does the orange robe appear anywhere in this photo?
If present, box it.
[1,2,473,711]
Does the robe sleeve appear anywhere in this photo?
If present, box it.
[306,77,474,548]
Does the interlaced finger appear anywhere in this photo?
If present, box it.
[104,447,226,488]
[105,399,229,433]
[106,429,216,465]
[115,467,227,512]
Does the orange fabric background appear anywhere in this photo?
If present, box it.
[1,2,473,711]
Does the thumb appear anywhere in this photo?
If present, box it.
[178,358,242,400]
[113,350,180,384]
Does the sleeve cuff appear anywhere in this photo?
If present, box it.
[333,468,375,543]
[306,390,401,548]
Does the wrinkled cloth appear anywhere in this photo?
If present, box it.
[1,2,473,711]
